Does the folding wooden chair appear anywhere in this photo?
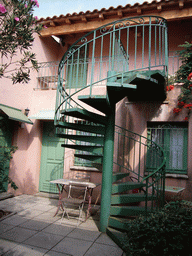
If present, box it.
[61,182,88,225]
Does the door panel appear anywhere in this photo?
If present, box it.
[39,122,65,193]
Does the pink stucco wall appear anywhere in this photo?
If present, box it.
[1,17,192,202]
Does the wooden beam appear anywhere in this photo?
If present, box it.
[99,13,104,20]
[39,8,192,37]
[137,8,142,15]
[65,18,71,24]
[117,10,123,18]
[50,21,56,27]
[157,4,162,12]
[81,16,87,22]
[179,1,184,8]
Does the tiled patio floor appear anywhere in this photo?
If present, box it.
[0,195,124,256]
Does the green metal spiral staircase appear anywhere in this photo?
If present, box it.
[54,15,167,248]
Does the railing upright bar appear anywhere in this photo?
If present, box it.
[159,25,161,66]
[148,17,152,71]
[134,26,137,70]
[99,35,104,82]
[127,27,129,71]
[90,31,96,97]
[142,25,144,68]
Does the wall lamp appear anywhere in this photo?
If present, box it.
[24,108,30,116]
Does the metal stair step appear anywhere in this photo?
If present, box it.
[112,182,145,194]
[74,153,103,161]
[112,172,130,183]
[56,134,104,145]
[61,144,103,153]
[110,206,150,217]
[107,82,137,89]
[78,95,111,114]
[106,227,127,252]
[108,216,130,232]
[60,108,107,125]
[111,193,154,205]
[56,121,105,135]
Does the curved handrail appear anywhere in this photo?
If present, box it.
[114,125,166,209]
[55,15,168,124]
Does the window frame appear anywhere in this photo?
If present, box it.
[146,122,188,175]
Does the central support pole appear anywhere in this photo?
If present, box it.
[100,105,115,233]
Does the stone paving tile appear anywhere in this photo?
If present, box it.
[17,209,44,218]
[32,212,61,223]
[19,219,51,231]
[0,215,28,226]
[31,204,56,212]
[3,244,47,256]
[42,222,75,236]
[23,231,64,250]
[95,233,119,247]
[84,242,123,256]
[67,228,101,242]
[78,220,100,231]
[0,239,18,255]
[0,226,37,243]
[52,237,93,256]
[0,223,15,233]
[44,251,72,256]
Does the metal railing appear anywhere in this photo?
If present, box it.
[55,16,168,124]
[114,125,166,212]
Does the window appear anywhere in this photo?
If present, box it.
[147,122,188,174]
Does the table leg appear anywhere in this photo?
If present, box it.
[54,184,65,217]
[86,188,93,220]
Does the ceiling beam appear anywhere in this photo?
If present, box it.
[40,8,192,37]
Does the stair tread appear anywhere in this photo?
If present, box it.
[106,227,127,251]
[56,134,104,144]
[112,172,129,182]
[56,121,105,135]
[78,95,111,114]
[60,108,107,125]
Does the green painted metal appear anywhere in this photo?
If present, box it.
[111,193,154,204]
[56,121,105,135]
[100,106,115,232]
[56,134,104,145]
[112,172,130,183]
[54,15,168,237]
[60,108,107,125]
[108,217,130,231]
[112,182,145,194]
[110,206,149,216]
[61,144,103,152]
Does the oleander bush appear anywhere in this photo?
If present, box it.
[124,201,192,256]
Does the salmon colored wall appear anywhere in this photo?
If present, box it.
[2,18,192,200]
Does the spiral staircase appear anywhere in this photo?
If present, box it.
[54,16,167,250]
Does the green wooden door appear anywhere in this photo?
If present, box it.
[39,122,65,193]
[0,118,13,192]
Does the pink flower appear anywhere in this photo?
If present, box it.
[25,4,28,8]
[43,25,48,29]
[0,4,7,13]
[14,17,19,21]
[34,16,38,20]
[31,0,39,7]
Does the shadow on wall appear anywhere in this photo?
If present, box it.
[8,168,37,196]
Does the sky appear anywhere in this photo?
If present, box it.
[34,0,148,19]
